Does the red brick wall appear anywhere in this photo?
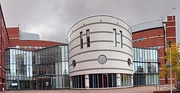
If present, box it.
[0,5,10,91]
[165,15,176,44]
[167,16,175,21]
[7,27,19,39]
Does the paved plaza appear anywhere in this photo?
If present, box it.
[2,85,171,93]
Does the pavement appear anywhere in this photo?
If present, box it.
[2,85,171,93]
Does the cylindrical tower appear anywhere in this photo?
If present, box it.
[68,15,133,89]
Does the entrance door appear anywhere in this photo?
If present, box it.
[134,74,146,86]
[36,77,51,90]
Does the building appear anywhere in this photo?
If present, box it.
[131,15,176,84]
[68,15,133,88]
[133,47,159,86]
[20,32,40,40]
[4,27,69,90]
[0,4,10,91]
[5,44,69,90]
[0,0,163,90]
[7,27,62,50]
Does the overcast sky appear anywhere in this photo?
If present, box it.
[0,0,179,43]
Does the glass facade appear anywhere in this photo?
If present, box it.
[5,44,69,90]
[72,75,85,88]
[72,74,117,88]
[121,74,131,87]
[133,48,159,86]
[89,74,117,88]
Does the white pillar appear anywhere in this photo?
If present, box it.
[117,73,121,87]
[70,77,72,88]
[131,75,133,86]
[85,74,89,89]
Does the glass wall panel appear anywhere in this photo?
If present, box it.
[5,44,69,90]
[133,48,159,86]
[87,74,117,88]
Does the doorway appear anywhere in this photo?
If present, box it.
[36,77,51,90]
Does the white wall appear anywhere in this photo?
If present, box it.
[68,15,133,77]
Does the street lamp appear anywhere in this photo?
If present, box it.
[166,41,172,93]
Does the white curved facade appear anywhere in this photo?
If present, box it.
[68,15,133,89]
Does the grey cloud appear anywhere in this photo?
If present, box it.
[0,0,180,42]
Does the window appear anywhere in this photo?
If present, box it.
[80,31,83,49]
[72,75,85,88]
[16,45,20,49]
[29,46,32,49]
[113,29,117,47]
[136,38,139,42]
[119,30,122,47]
[72,60,76,68]
[35,46,38,49]
[132,40,135,43]
[24,46,27,49]
[89,74,116,88]
[157,45,161,49]
[86,29,90,47]
[140,37,144,41]
[147,63,151,73]
[152,46,157,49]
[39,46,42,49]
[98,55,107,64]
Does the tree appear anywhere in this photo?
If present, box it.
[160,43,180,83]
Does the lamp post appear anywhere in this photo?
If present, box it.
[167,41,172,93]
[166,45,172,93]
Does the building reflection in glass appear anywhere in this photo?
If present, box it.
[5,44,69,90]
[133,47,159,86]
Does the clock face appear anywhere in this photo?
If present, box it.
[98,55,107,64]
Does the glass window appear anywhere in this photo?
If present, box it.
[136,38,139,42]
[24,46,27,49]
[35,46,38,49]
[6,44,69,89]
[16,45,20,49]
[157,45,161,49]
[72,75,85,88]
[86,29,90,47]
[133,48,159,86]
[80,31,83,49]
[132,40,135,43]
[113,28,117,47]
[152,46,157,49]
[39,46,42,49]
[89,74,117,88]
[119,30,122,48]
[29,46,32,49]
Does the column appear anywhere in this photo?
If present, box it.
[85,74,89,89]
[116,73,121,88]
[131,75,133,86]
[69,77,72,88]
